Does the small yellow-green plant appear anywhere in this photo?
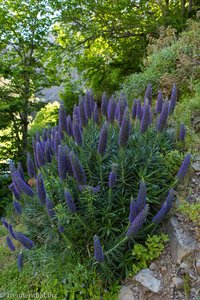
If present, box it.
[178,203,200,224]
[131,234,169,275]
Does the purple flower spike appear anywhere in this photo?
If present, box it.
[101,92,108,116]
[108,171,117,188]
[179,123,186,141]
[54,131,61,154]
[8,183,20,200]
[15,232,35,249]
[168,84,177,115]
[115,101,120,120]
[107,96,116,123]
[35,131,40,143]
[90,91,95,112]
[140,104,151,134]
[58,145,68,180]
[17,162,24,181]
[132,99,137,119]
[70,152,86,184]
[6,236,15,252]
[93,235,104,263]
[118,95,127,126]
[32,138,38,169]
[73,117,82,146]
[129,199,138,224]
[18,252,23,271]
[85,90,92,119]
[136,100,142,120]
[98,122,108,155]
[59,102,67,132]
[136,181,147,213]
[119,109,131,147]
[93,102,99,123]
[13,201,22,215]
[144,83,152,105]
[8,224,16,240]
[9,162,16,173]
[36,142,44,167]
[79,96,87,127]
[36,173,46,204]
[73,105,81,124]
[45,140,52,163]
[2,218,9,229]
[152,189,174,224]
[67,115,73,136]
[46,198,55,218]
[156,90,163,114]
[64,189,77,213]
[12,171,34,197]
[156,101,169,132]
[27,153,36,178]
[126,205,149,237]
[42,128,48,141]
[177,154,191,181]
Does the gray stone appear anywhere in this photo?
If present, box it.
[149,262,158,271]
[119,286,136,300]
[168,217,199,263]
[192,162,200,172]
[172,277,184,290]
[179,262,188,269]
[134,268,163,293]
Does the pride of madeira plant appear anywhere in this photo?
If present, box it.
[3,84,191,286]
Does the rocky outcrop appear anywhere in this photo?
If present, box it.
[168,217,199,264]
[134,269,163,293]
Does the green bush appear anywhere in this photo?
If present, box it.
[60,80,83,115]
[121,20,200,101]
[0,172,11,217]
[28,102,59,138]
[4,89,190,291]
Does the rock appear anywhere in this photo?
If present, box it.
[192,162,200,172]
[119,286,136,300]
[134,269,163,293]
[196,259,200,275]
[172,277,184,290]
[149,262,158,271]
[168,217,199,263]
[179,262,188,269]
[161,266,168,274]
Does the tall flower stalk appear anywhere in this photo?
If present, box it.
[119,108,130,147]
[98,122,108,155]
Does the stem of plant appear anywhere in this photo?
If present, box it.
[105,236,128,255]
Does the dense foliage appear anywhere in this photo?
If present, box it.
[2,85,191,295]
[28,102,59,139]
[52,0,199,95]
[0,0,57,163]
[121,20,200,100]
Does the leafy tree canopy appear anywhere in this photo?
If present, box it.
[51,0,199,95]
[0,0,58,163]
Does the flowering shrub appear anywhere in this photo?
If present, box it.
[2,85,191,285]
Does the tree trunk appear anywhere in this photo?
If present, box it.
[182,0,186,17]
[21,74,30,164]
[188,0,193,15]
